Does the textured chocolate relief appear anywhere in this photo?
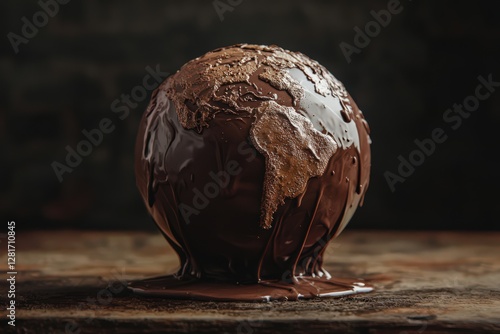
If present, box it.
[164,44,362,229]
[250,101,337,229]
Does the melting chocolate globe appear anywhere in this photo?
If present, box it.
[131,44,372,301]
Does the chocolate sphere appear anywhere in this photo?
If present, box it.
[133,44,371,300]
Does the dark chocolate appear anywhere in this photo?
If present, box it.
[131,44,372,301]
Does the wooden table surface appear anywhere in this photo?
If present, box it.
[1,230,499,334]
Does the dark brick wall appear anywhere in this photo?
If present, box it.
[1,0,499,230]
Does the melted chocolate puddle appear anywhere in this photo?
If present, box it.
[128,275,372,302]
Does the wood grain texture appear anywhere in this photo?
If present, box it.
[1,231,499,333]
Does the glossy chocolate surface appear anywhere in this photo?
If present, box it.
[131,44,371,300]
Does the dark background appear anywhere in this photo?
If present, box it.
[1,0,499,231]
